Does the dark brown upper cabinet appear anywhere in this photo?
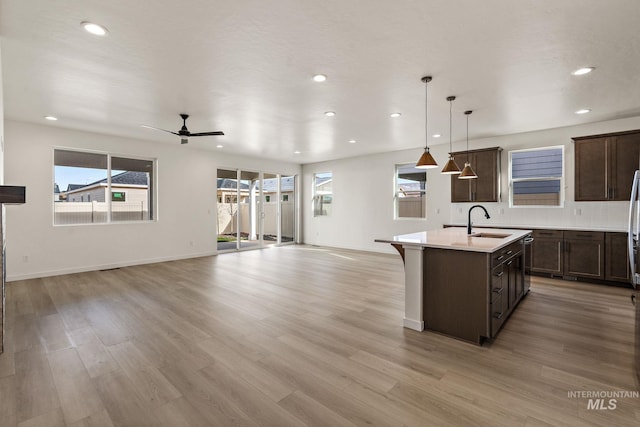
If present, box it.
[450,147,502,203]
[573,130,640,201]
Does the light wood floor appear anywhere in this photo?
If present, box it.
[0,245,638,426]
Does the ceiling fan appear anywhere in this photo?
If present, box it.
[142,113,224,144]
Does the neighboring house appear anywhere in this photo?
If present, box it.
[53,183,61,202]
[63,171,150,205]
[55,171,152,224]
[261,176,295,202]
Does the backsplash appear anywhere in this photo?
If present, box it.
[449,200,628,231]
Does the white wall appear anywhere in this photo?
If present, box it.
[302,115,640,254]
[4,120,300,280]
[0,43,4,183]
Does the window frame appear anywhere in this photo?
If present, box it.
[508,145,565,208]
[394,163,428,220]
[53,147,157,226]
[312,172,333,217]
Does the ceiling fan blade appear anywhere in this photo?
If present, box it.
[140,125,179,136]
[189,131,225,137]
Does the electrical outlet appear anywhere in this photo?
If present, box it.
[22,255,29,262]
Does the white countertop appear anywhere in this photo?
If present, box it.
[375,227,532,253]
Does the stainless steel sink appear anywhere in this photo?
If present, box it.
[470,232,511,239]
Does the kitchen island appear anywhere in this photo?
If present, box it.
[376,227,532,344]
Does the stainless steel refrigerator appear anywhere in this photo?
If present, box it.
[627,170,640,388]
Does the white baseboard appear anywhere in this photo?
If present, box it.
[403,318,424,331]
[6,250,218,281]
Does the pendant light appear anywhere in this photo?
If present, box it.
[441,96,461,174]
[416,76,438,169]
[458,110,478,179]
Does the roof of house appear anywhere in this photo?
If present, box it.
[262,176,295,193]
[217,178,250,190]
[54,184,60,194]
[66,171,149,193]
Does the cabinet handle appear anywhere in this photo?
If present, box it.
[496,255,504,261]
[494,312,503,320]
[495,271,504,277]
[632,294,637,306]
[507,260,513,266]
[493,287,503,295]
[506,250,513,255]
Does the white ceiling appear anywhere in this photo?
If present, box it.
[2,0,640,164]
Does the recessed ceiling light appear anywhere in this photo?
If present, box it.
[572,67,594,76]
[575,109,591,114]
[313,74,327,82]
[294,151,301,154]
[81,21,108,36]
[324,111,336,117]
[432,133,441,138]
[348,139,356,144]
[216,144,223,148]
[44,116,58,121]
[390,112,402,118]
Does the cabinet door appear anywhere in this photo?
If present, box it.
[531,231,563,275]
[610,134,640,201]
[472,149,499,202]
[450,152,471,202]
[564,231,605,279]
[605,232,630,282]
[575,137,608,201]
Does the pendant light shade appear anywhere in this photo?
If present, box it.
[416,76,438,169]
[458,110,478,179]
[441,96,461,175]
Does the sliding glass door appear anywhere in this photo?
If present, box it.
[217,169,296,252]
[217,169,239,251]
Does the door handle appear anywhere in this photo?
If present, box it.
[632,294,637,305]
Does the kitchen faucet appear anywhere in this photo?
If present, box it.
[467,205,490,235]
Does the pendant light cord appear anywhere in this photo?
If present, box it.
[449,98,453,154]
[466,113,469,153]
[425,80,428,150]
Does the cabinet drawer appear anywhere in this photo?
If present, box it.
[564,230,605,242]
[491,265,505,302]
[532,229,564,239]
[490,292,509,336]
[491,240,523,268]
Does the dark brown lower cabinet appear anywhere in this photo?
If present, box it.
[605,232,630,282]
[563,231,604,280]
[531,230,564,275]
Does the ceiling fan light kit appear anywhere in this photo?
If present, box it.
[142,113,224,144]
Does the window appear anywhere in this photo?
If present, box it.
[395,163,427,218]
[509,146,564,207]
[54,149,154,224]
[313,172,332,216]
